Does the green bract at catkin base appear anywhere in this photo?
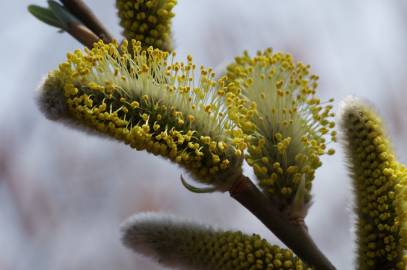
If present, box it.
[116,0,176,51]
[339,97,406,270]
[225,49,336,212]
[121,212,310,270]
[38,40,245,191]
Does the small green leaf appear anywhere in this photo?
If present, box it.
[47,0,80,29]
[180,175,217,193]
[28,5,63,29]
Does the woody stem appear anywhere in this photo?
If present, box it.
[229,175,336,270]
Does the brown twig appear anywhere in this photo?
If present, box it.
[229,175,336,270]
[66,22,99,48]
[60,0,113,43]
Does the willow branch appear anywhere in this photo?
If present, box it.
[43,3,334,268]
[60,0,113,43]
[229,175,336,270]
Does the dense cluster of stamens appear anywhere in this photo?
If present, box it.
[116,0,176,51]
[340,98,406,269]
[225,49,336,207]
[121,213,309,270]
[38,40,244,190]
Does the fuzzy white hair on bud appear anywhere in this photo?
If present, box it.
[37,74,68,121]
[121,212,211,270]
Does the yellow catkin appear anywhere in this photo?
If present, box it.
[396,166,407,267]
[340,98,406,270]
[121,213,310,270]
[38,40,244,191]
[116,0,176,51]
[225,49,335,209]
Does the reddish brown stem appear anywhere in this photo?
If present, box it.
[60,0,113,43]
[66,22,99,48]
[229,175,336,270]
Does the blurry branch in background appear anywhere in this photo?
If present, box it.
[0,136,33,234]
[0,135,55,239]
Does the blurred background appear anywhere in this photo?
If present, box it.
[1,1,407,269]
